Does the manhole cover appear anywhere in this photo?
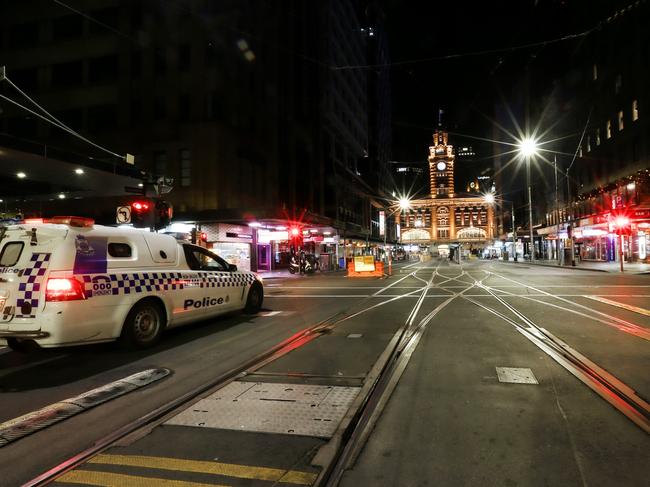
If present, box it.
[495,367,538,384]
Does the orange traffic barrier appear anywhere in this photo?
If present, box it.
[347,261,384,277]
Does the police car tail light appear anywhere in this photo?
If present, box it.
[46,278,86,302]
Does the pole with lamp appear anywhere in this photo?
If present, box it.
[398,197,411,259]
[484,192,517,262]
[518,138,539,262]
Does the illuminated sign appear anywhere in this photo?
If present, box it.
[379,211,385,236]
[258,230,289,243]
[354,256,376,272]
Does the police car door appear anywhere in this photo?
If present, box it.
[181,245,232,317]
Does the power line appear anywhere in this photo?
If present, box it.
[1,74,126,160]
[332,29,593,71]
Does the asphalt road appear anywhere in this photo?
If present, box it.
[0,259,648,486]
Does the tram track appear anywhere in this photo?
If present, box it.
[462,270,650,434]
[21,262,440,486]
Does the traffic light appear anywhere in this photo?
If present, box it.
[609,212,632,236]
[129,199,172,229]
[154,200,173,230]
[130,200,154,228]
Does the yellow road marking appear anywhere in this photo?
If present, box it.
[89,454,317,485]
[57,470,226,487]
[584,295,650,317]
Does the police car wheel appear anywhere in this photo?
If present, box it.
[245,283,263,313]
[7,338,38,353]
[121,301,164,348]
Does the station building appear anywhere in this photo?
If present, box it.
[398,130,496,254]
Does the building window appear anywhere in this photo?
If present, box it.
[606,120,612,139]
[592,64,598,81]
[154,97,167,119]
[615,74,622,94]
[178,44,191,70]
[178,95,190,122]
[618,110,624,131]
[88,55,118,84]
[595,128,600,146]
[52,15,83,41]
[437,229,449,239]
[51,61,83,88]
[179,149,191,187]
[154,151,167,175]
[154,48,167,75]
[632,100,639,121]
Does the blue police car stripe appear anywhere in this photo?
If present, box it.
[80,271,256,298]
[16,253,51,318]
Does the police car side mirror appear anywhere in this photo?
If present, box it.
[228,264,237,272]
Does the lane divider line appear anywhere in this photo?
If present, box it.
[56,469,224,487]
[0,368,170,448]
[583,295,650,317]
[85,453,317,485]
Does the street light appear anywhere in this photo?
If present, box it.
[517,137,539,262]
[483,192,517,263]
[399,197,411,210]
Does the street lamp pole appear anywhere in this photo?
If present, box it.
[512,201,517,262]
[554,154,560,264]
[526,157,535,262]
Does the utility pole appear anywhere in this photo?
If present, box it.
[554,155,560,264]
[566,165,576,266]
[527,159,535,262]
[512,201,517,262]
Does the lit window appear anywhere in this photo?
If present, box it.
[592,64,598,81]
[606,120,612,139]
[632,100,639,121]
[595,128,601,146]
[618,110,624,131]
[587,135,591,152]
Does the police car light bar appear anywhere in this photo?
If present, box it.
[48,216,95,227]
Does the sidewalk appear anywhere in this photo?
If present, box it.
[499,258,650,274]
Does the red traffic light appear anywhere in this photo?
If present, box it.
[132,201,150,212]
[290,227,300,237]
[200,232,208,242]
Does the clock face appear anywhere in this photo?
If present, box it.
[436,161,447,171]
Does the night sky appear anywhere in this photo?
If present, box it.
[380,0,619,164]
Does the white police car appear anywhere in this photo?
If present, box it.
[0,217,264,351]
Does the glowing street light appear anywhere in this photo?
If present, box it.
[517,137,539,157]
[398,197,411,210]
[517,137,539,262]
[483,192,495,204]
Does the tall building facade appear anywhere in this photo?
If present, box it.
[536,1,650,263]
[0,0,391,269]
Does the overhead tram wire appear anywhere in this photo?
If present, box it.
[332,0,645,72]
[0,75,126,161]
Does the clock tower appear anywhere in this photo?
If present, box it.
[428,129,455,198]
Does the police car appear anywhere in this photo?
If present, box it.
[0,217,264,351]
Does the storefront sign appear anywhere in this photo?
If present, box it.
[379,211,385,236]
[258,230,289,243]
[354,256,375,272]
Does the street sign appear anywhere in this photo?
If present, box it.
[116,206,131,224]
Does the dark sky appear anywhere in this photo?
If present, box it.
[379,0,616,163]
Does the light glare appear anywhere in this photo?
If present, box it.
[518,138,539,157]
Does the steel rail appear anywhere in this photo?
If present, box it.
[319,262,489,486]
[464,279,650,434]
[23,264,436,486]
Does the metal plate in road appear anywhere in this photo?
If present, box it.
[495,367,539,384]
[167,381,360,438]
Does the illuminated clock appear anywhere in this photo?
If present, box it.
[436,161,447,171]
